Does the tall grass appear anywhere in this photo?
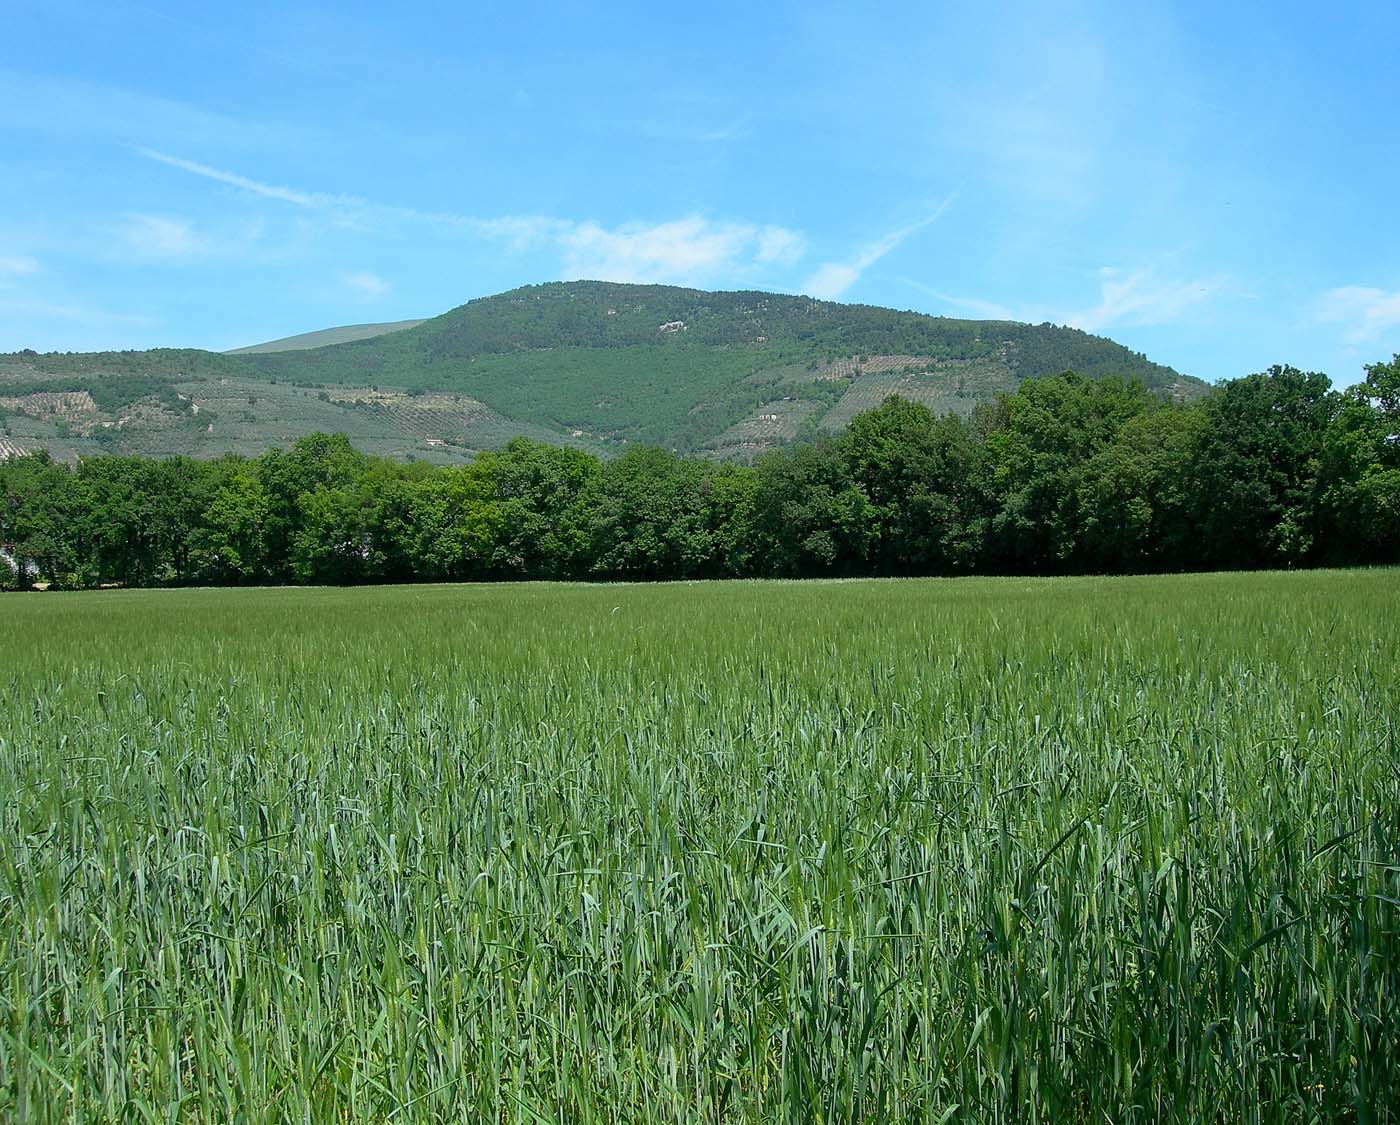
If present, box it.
[2,571,1397,1121]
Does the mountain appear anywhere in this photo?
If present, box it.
[0,281,1206,463]
[227,319,427,354]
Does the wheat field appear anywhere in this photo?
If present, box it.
[2,571,1397,1121]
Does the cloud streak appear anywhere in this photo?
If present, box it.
[0,255,40,282]
[920,266,1227,332]
[802,202,952,300]
[0,297,150,326]
[467,214,806,286]
[137,148,808,287]
[1066,268,1227,332]
[1315,285,1400,344]
[116,214,207,260]
[559,218,804,285]
[343,270,389,300]
[135,147,341,207]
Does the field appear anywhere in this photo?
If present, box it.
[2,571,1398,1120]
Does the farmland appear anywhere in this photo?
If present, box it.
[2,571,1398,1120]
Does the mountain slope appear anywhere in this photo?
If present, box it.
[0,281,1205,462]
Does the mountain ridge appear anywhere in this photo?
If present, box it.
[0,281,1205,463]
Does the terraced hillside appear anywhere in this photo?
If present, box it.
[0,282,1205,461]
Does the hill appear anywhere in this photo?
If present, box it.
[227,319,427,354]
[0,281,1205,462]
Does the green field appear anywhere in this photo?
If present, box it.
[3,572,1398,1120]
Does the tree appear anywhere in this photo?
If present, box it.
[190,457,271,585]
[73,456,213,586]
[979,373,1155,570]
[259,434,368,580]
[585,446,722,579]
[1189,366,1338,568]
[749,441,874,576]
[0,452,79,589]
[1316,356,1400,563]
[479,439,599,578]
[838,397,987,573]
[1076,407,1202,571]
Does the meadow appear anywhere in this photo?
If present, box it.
[2,571,1397,1121]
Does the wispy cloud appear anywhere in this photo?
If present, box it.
[917,266,1227,331]
[1315,285,1400,345]
[343,271,389,300]
[637,114,754,144]
[564,218,804,283]
[1066,267,1227,332]
[471,215,806,286]
[0,71,297,149]
[0,298,150,326]
[899,279,1018,321]
[116,214,208,260]
[135,147,341,207]
[137,148,806,286]
[106,212,273,266]
[0,255,40,282]
[802,203,952,300]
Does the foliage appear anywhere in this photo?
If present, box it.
[4,363,1397,588]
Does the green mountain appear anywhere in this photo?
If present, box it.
[0,281,1206,463]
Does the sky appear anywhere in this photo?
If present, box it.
[2,0,1398,386]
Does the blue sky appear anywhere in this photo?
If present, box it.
[2,0,1397,386]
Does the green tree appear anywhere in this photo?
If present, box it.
[479,439,599,578]
[979,373,1155,570]
[1317,355,1400,562]
[0,452,79,589]
[1076,406,1202,571]
[1189,366,1338,568]
[750,442,874,576]
[259,434,368,580]
[838,397,988,573]
[586,446,721,579]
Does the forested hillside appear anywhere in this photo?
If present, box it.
[0,282,1202,462]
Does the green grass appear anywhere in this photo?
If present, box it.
[2,571,1397,1121]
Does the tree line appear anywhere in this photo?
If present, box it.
[3,359,1397,589]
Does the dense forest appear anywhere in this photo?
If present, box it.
[2,357,1396,589]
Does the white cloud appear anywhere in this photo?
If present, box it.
[1065,267,1227,332]
[343,271,389,300]
[136,147,341,207]
[468,215,569,251]
[1315,286,1400,344]
[0,298,150,325]
[0,255,39,282]
[118,214,207,260]
[472,214,806,286]
[0,72,297,149]
[137,148,804,286]
[756,225,806,267]
[906,265,1226,331]
[560,217,797,284]
[899,280,1018,321]
[802,204,951,300]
